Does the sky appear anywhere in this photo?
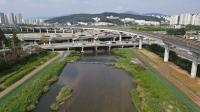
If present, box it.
[0,0,200,18]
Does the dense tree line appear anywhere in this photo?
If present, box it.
[0,28,27,74]
[166,28,186,35]
[185,25,200,31]
[0,50,49,77]
[147,44,200,77]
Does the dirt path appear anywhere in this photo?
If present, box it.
[134,49,200,107]
[0,52,62,99]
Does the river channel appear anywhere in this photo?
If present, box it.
[34,55,137,112]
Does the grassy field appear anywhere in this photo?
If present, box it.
[112,48,200,112]
[97,25,167,31]
[0,52,80,112]
[0,51,57,91]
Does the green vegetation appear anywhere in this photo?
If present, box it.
[0,28,9,49]
[0,52,80,112]
[128,25,167,31]
[0,50,54,76]
[50,86,72,111]
[0,28,21,53]
[185,25,200,31]
[99,25,170,32]
[147,44,200,77]
[166,28,186,35]
[65,51,81,63]
[0,51,57,91]
[112,48,200,112]
[0,59,63,112]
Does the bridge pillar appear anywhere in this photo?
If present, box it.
[164,45,169,62]
[191,53,199,78]
[47,29,49,34]
[93,38,96,43]
[72,29,74,34]
[63,30,65,34]
[20,28,23,32]
[108,46,111,53]
[33,28,35,33]
[119,35,122,43]
[54,29,57,34]
[72,39,75,44]
[26,28,29,33]
[95,46,98,52]
[52,47,54,52]
[39,29,42,33]
[81,47,84,53]
[139,37,143,49]
[113,37,116,42]
[49,39,51,45]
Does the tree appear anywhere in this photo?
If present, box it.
[11,29,21,48]
[0,28,7,48]
[11,29,22,59]
[0,28,7,61]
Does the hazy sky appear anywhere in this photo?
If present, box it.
[0,0,199,18]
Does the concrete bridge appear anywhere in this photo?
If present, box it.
[1,26,200,78]
[40,41,138,53]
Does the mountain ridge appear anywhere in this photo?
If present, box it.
[45,12,165,24]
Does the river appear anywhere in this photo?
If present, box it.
[34,55,137,112]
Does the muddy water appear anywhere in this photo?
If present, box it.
[34,55,137,112]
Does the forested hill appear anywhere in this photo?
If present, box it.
[45,12,164,24]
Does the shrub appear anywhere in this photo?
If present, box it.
[50,86,72,111]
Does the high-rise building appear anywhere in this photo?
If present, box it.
[15,13,23,24]
[170,13,200,26]
[181,13,193,25]
[192,14,200,26]
[0,12,6,24]
[6,13,15,25]
[170,15,180,25]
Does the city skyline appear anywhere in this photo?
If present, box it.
[0,0,200,18]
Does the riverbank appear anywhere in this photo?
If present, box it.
[112,48,200,112]
[134,48,200,107]
[0,51,59,99]
[0,51,80,112]
[0,51,57,91]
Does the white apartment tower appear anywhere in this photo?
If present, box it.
[15,13,23,24]
[192,14,200,26]
[179,13,192,25]
[170,15,179,25]
[170,13,200,26]
[6,13,15,25]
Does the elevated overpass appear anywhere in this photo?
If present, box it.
[1,26,200,78]
[41,41,137,52]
